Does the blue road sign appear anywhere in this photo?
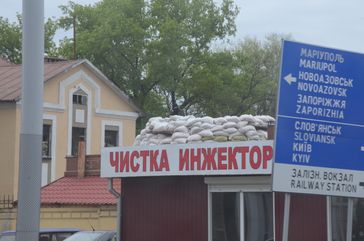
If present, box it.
[273,40,364,197]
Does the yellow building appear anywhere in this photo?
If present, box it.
[0,58,140,230]
[1,152,120,232]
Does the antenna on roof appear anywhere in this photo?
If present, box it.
[73,14,77,60]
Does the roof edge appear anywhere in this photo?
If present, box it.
[81,60,143,115]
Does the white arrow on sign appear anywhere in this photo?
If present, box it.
[284,73,297,85]
[361,146,364,151]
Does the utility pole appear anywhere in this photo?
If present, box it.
[16,0,44,241]
[73,14,77,59]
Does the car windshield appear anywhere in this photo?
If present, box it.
[63,232,105,241]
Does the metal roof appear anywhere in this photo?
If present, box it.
[0,60,80,101]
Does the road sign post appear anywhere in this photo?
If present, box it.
[273,40,364,198]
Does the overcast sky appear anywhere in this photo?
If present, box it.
[1,0,364,53]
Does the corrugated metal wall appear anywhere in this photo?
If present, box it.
[122,176,208,241]
[275,193,327,241]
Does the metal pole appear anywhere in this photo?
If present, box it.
[282,193,291,241]
[240,192,245,241]
[73,15,77,59]
[108,178,121,241]
[117,195,122,241]
[16,1,44,241]
[346,198,354,241]
[327,196,332,241]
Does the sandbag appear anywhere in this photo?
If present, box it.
[187,134,202,142]
[237,121,249,128]
[212,130,229,137]
[201,136,214,141]
[174,120,187,127]
[175,125,188,133]
[239,114,255,123]
[223,122,237,129]
[214,117,227,125]
[172,132,189,139]
[201,123,214,129]
[191,126,204,134]
[213,136,228,142]
[225,116,240,123]
[171,138,187,144]
[201,116,214,124]
[186,118,201,127]
[160,138,172,144]
[134,114,274,146]
[198,129,213,137]
[211,125,223,132]
[230,135,248,141]
[239,125,256,134]
[224,127,238,134]
[245,130,258,138]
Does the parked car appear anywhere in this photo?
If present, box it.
[0,228,80,241]
[63,231,116,241]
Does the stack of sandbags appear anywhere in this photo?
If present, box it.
[134,115,274,146]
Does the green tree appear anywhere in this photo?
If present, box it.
[188,34,287,117]
[186,50,240,117]
[58,0,238,120]
[231,34,285,116]
[0,17,21,63]
[148,0,238,115]
[0,15,59,64]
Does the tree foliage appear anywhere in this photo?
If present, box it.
[231,34,283,116]
[0,16,59,64]
[0,1,287,126]
[0,14,59,64]
[58,0,239,121]
[0,17,22,63]
[190,34,286,117]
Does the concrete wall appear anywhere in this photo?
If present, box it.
[0,103,17,198]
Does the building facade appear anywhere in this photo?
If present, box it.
[0,58,140,201]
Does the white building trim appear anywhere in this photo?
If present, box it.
[96,109,139,120]
[43,102,64,112]
[52,70,138,118]
[67,84,92,155]
[43,114,57,182]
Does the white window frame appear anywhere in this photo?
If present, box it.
[205,175,273,241]
[67,84,92,155]
[42,114,57,184]
[326,196,355,241]
[101,120,123,148]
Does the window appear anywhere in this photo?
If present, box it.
[211,192,273,241]
[212,192,240,241]
[331,197,348,241]
[101,121,122,148]
[42,123,52,158]
[207,176,273,241]
[105,125,119,147]
[73,94,87,105]
[353,199,364,241]
[71,127,86,156]
[331,197,364,241]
